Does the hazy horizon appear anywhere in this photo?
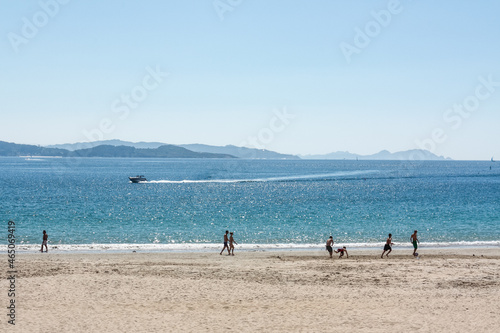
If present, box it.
[1,1,499,160]
[0,137,494,160]
[0,138,465,160]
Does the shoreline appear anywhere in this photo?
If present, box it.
[18,247,500,259]
[14,241,500,254]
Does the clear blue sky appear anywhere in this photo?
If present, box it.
[1,0,499,160]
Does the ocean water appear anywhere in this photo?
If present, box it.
[2,157,499,251]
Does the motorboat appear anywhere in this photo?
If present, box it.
[129,175,147,183]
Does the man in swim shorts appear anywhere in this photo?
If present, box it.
[220,230,230,255]
[381,233,393,258]
[40,230,48,253]
[326,236,334,258]
[334,246,348,259]
[410,230,419,256]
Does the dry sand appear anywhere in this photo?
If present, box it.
[2,248,500,332]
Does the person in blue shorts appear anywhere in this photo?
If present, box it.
[220,230,230,255]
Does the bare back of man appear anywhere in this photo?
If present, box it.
[326,236,334,258]
[410,230,419,256]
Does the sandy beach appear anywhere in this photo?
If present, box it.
[3,248,500,332]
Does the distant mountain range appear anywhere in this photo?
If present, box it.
[46,140,167,151]
[0,141,234,159]
[1,140,451,160]
[0,141,68,157]
[46,140,299,159]
[69,145,235,159]
[300,149,450,160]
[179,144,299,160]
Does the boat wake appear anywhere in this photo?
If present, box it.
[145,170,380,184]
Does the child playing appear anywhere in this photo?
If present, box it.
[334,246,348,258]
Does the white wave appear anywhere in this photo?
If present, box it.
[145,170,380,184]
[12,240,500,253]
[147,179,243,184]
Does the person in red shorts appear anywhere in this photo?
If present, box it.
[334,246,348,258]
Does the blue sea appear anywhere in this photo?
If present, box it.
[2,157,499,252]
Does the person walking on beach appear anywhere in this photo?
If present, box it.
[334,246,348,259]
[326,236,334,258]
[220,230,230,255]
[229,232,238,256]
[40,230,48,253]
[410,230,419,256]
[381,233,393,258]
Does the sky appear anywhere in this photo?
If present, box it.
[0,0,499,160]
